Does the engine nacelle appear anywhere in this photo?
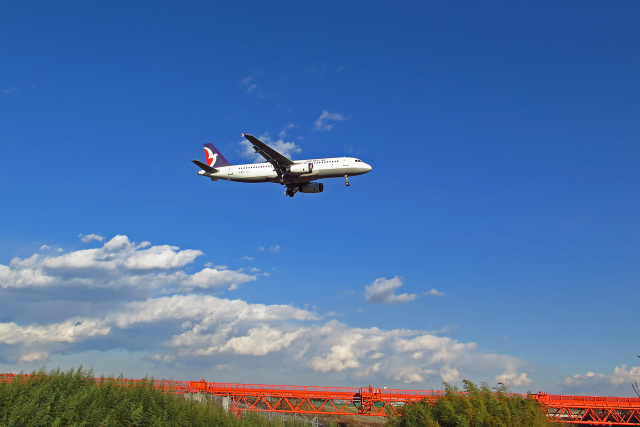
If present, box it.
[299,182,323,193]
[288,162,313,175]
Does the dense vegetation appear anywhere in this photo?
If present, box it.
[387,380,556,427]
[0,367,298,426]
[1,369,559,427]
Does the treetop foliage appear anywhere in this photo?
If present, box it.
[0,367,296,426]
[387,380,557,427]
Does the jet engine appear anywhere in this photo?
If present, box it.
[288,162,313,175]
[299,182,323,193]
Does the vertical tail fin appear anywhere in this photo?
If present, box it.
[203,143,232,167]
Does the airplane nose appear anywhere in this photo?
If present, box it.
[364,163,372,172]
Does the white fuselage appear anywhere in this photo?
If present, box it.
[199,157,372,184]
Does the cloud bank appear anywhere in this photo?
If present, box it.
[0,234,533,390]
[561,365,640,396]
[0,235,254,293]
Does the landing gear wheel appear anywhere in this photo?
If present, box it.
[285,188,295,197]
[345,175,350,187]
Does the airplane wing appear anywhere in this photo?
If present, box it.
[242,134,294,178]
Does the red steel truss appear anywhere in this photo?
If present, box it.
[3,373,640,424]
[185,381,444,416]
[535,393,640,425]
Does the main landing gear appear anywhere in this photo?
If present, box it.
[345,175,350,186]
[285,186,299,197]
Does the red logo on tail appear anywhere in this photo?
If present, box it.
[204,147,217,167]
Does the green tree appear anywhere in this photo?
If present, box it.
[387,380,555,427]
[0,367,310,427]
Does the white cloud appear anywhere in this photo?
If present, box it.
[279,123,295,138]
[240,134,302,163]
[179,268,256,291]
[365,276,417,304]
[0,255,56,288]
[495,369,532,387]
[0,235,253,292]
[309,324,372,372]
[259,245,280,252]
[39,235,200,273]
[107,295,317,330]
[0,319,110,345]
[221,326,302,356]
[396,334,476,358]
[151,354,175,363]
[562,365,640,390]
[19,351,49,363]
[425,288,445,297]
[314,110,348,131]
[311,343,361,372]
[239,75,267,98]
[78,233,104,243]
[440,367,461,383]
[240,76,257,94]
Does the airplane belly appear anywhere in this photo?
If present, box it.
[346,167,361,175]
[238,177,268,183]
[251,171,278,182]
[228,168,278,182]
[317,168,342,179]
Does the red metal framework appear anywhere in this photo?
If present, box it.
[3,373,640,425]
[535,393,640,425]
[185,381,444,416]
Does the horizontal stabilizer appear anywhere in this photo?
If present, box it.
[192,159,217,173]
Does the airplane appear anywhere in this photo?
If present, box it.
[191,133,372,197]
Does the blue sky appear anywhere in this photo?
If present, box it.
[1,0,639,396]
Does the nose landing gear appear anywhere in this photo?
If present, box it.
[345,175,350,186]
